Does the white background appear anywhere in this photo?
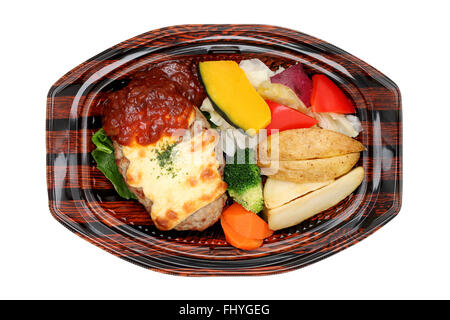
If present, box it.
[1,0,449,300]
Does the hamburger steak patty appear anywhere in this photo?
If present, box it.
[113,108,227,231]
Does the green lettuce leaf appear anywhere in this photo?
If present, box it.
[92,128,114,153]
[91,129,137,200]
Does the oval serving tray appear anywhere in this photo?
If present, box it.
[46,24,402,276]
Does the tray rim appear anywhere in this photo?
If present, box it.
[46,24,402,276]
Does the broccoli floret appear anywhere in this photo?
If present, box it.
[224,148,264,213]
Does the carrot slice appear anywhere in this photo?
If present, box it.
[222,203,274,240]
[220,216,263,250]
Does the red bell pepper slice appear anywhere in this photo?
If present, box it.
[264,100,318,135]
[310,74,356,114]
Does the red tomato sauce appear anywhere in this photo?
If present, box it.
[102,60,205,146]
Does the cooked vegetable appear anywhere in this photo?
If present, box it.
[222,203,273,239]
[313,112,362,137]
[310,74,356,113]
[258,128,365,162]
[257,81,308,113]
[199,60,271,133]
[220,215,263,250]
[258,128,364,183]
[199,97,228,129]
[200,110,218,129]
[270,63,313,107]
[260,152,361,183]
[224,148,264,213]
[238,58,276,88]
[264,100,317,135]
[92,128,114,153]
[263,167,364,231]
[199,97,259,157]
[220,202,273,250]
[91,129,137,200]
[264,178,332,210]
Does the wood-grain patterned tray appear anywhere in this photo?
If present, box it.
[46,24,402,276]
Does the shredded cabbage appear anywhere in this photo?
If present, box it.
[313,112,362,137]
[239,59,285,89]
[239,59,275,88]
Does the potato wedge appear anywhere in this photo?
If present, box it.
[260,152,360,183]
[258,128,365,162]
[264,178,333,210]
[263,166,364,231]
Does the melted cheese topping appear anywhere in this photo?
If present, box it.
[122,130,227,230]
